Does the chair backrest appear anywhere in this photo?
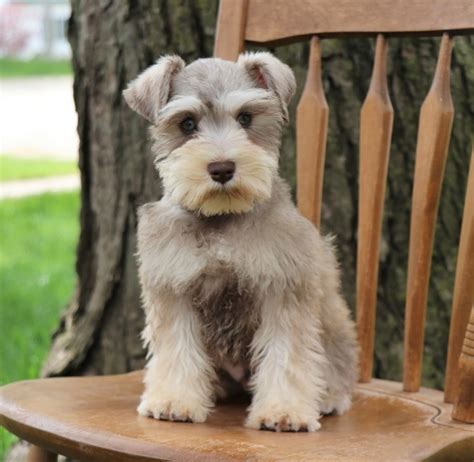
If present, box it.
[213,0,474,417]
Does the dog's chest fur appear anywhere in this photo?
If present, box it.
[189,219,260,366]
[191,274,258,366]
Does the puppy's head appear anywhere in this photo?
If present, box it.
[124,53,295,216]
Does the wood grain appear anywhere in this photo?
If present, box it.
[296,37,329,227]
[403,34,454,392]
[452,302,474,423]
[445,149,474,403]
[245,0,474,45]
[357,35,393,383]
[214,0,248,61]
[1,372,473,462]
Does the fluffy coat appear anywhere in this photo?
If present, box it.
[123,52,358,432]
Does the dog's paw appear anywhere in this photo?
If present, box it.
[320,393,352,416]
[246,407,321,432]
[137,397,209,423]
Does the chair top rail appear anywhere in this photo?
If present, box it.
[245,0,474,46]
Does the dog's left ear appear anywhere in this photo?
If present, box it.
[123,55,185,124]
[238,52,296,122]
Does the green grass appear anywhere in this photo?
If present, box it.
[0,58,71,78]
[0,192,79,459]
[0,155,78,181]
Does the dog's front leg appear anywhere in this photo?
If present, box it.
[246,292,327,432]
[138,292,216,423]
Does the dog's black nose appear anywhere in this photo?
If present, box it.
[207,161,235,184]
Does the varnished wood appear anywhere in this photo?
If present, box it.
[27,446,57,462]
[1,372,473,462]
[245,0,474,45]
[296,36,329,227]
[445,150,474,403]
[453,303,474,423]
[403,34,454,392]
[356,35,394,383]
[214,0,248,61]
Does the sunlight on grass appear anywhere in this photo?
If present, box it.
[0,155,78,181]
[0,192,79,458]
[0,58,71,78]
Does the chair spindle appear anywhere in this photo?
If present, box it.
[296,36,329,227]
[27,446,57,462]
[445,148,474,403]
[452,301,474,422]
[356,34,393,382]
[214,0,248,61]
[403,33,454,392]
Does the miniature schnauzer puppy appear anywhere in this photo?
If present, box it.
[123,52,358,432]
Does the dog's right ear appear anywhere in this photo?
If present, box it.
[237,52,296,124]
[123,55,185,124]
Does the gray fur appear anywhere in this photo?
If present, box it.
[125,52,358,432]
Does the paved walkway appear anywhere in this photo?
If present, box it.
[0,174,80,199]
[0,76,80,199]
[0,76,78,159]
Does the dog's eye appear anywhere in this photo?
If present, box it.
[180,117,197,134]
[237,112,252,128]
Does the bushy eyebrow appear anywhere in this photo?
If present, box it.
[219,89,277,115]
[156,95,206,126]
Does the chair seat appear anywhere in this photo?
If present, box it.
[1,371,473,461]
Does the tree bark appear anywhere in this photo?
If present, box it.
[43,0,473,390]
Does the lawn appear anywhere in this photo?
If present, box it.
[0,155,78,181]
[0,192,79,459]
[0,58,71,78]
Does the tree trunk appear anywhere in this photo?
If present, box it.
[43,0,473,390]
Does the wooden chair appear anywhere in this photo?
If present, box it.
[1,1,473,460]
